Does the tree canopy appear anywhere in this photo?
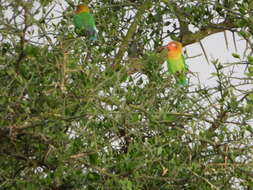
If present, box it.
[0,0,253,189]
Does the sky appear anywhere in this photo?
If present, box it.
[186,31,248,87]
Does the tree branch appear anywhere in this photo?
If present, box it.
[114,1,152,65]
[181,21,238,46]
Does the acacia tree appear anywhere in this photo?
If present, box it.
[0,0,253,189]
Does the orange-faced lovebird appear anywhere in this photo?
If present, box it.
[73,4,97,41]
[164,41,188,85]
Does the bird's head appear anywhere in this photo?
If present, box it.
[164,41,182,53]
[164,41,183,58]
[75,4,90,14]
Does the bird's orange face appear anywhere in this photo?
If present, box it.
[165,41,182,53]
[164,41,182,58]
[75,4,90,14]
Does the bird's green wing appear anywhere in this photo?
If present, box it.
[166,56,185,74]
[73,12,95,29]
[167,55,188,85]
[73,12,97,40]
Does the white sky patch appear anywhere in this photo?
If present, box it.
[186,31,248,87]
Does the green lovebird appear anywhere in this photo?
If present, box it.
[164,41,188,85]
[73,4,97,41]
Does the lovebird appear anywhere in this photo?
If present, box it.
[73,4,97,41]
[164,41,188,85]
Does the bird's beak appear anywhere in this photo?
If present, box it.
[163,45,170,51]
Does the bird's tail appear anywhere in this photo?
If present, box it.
[176,75,188,86]
[87,27,97,41]
[89,34,97,41]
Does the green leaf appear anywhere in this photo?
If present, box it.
[119,179,133,190]
[232,53,240,59]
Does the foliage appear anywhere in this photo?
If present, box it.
[0,0,252,189]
